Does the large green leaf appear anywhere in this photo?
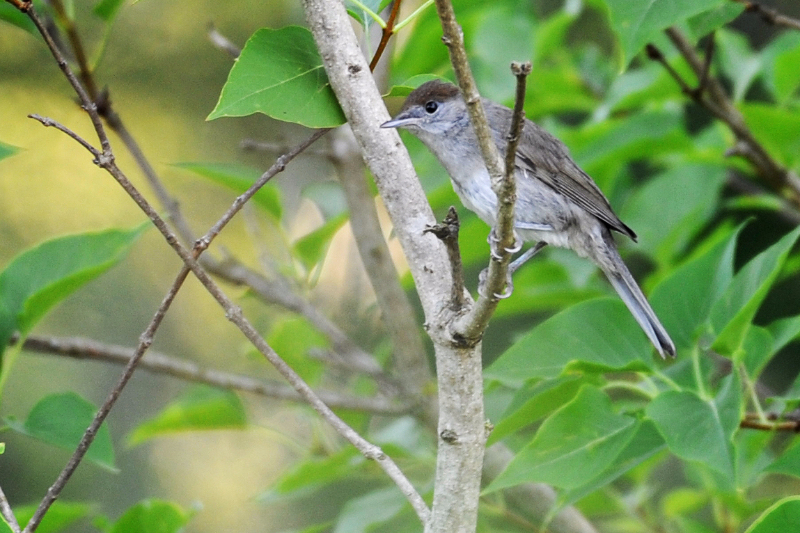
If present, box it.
[743,496,800,533]
[620,163,727,262]
[558,420,666,506]
[208,26,346,128]
[710,226,800,357]
[127,385,247,446]
[486,375,585,446]
[485,298,654,385]
[109,500,191,533]
[485,385,638,492]
[5,392,116,470]
[649,226,740,351]
[646,376,740,483]
[604,0,728,67]
[0,225,145,363]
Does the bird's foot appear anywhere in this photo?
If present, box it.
[488,228,522,260]
[478,266,514,300]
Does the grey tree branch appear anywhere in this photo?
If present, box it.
[302,0,488,531]
[18,335,410,415]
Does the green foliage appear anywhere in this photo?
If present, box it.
[0,225,145,371]
[127,385,247,446]
[5,392,116,470]
[604,0,730,67]
[0,141,19,161]
[109,499,192,533]
[14,501,92,533]
[173,162,283,220]
[208,26,346,128]
[5,0,800,532]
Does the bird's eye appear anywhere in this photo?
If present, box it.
[424,101,438,114]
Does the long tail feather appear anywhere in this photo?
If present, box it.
[602,250,675,358]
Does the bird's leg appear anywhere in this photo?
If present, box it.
[478,241,548,299]
[509,241,548,275]
[487,227,522,260]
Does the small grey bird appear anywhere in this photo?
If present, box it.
[382,80,675,357]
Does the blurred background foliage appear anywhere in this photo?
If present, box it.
[2,0,800,532]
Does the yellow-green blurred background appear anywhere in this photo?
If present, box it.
[0,2,374,531]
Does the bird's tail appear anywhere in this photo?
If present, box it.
[602,247,675,358]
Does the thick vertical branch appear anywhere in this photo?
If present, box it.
[301,1,486,532]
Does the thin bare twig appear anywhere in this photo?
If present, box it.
[735,0,800,31]
[0,484,20,533]
[423,207,466,307]
[24,265,192,533]
[368,0,403,71]
[19,335,410,415]
[650,28,800,208]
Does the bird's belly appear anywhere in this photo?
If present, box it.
[448,169,583,251]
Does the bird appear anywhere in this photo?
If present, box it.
[381,79,675,358]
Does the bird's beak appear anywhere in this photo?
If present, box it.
[381,113,417,129]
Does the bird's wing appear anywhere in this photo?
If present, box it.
[514,119,637,241]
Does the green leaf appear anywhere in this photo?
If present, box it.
[710,226,800,357]
[208,26,346,128]
[0,225,145,358]
[743,496,800,533]
[604,0,727,67]
[266,316,329,384]
[14,501,92,533]
[345,0,383,27]
[558,420,666,506]
[686,2,745,39]
[0,141,20,161]
[271,448,361,495]
[5,392,116,470]
[485,386,638,492]
[173,162,282,220]
[620,163,726,262]
[646,386,737,482]
[773,44,800,105]
[487,376,585,446]
[384,74,445,98]
[741,103,800,170]
[292,213,348,272]
[0,4,37,35]
[93,0,126,21]
[127,385,247,446]
[767,314,800,354]
[110,499,191,533]
[716,28,764,105]
[766,438,800,480]
[333,487,407,533]
[485,298,654,385]
[650,226,740,351]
